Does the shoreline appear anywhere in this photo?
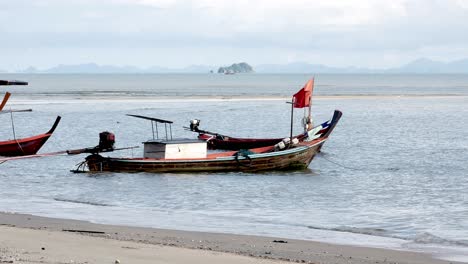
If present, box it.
[3,94,467,106]
[0,212,461,264]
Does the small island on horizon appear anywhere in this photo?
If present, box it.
[217,62,254,74]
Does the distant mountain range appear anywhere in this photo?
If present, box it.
[255,62,368,74]
[17,63,215,74]
[7,58,468,74]
[384,58,468,73]
[256,58,468,73]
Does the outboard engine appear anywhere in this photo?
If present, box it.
[99,131,115,150]
[190,119,201,132]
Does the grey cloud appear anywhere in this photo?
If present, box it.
[1,0,468,68]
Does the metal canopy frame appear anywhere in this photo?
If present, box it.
[127,114,173,141]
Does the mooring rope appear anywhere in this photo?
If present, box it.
[234,149,253,167]
[317,152,366,171]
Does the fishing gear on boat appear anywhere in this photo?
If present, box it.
[274,137,299,150]
[233,149,254,167]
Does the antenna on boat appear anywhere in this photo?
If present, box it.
[8,109,25,154]
[9,110,17,140]
[126,114,174,141]
[289,97,294,141]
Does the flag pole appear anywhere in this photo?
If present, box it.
[307,95,312,131]
[290,97,294,141]
[307,78,314,131]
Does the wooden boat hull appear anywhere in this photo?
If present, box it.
[0,116,61,157]
[85,139,325,173]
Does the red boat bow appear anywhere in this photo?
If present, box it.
[0,116,61,157]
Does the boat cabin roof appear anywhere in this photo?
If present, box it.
[127,113,174,141]
[144,139,204,144]
[127,114,173,124]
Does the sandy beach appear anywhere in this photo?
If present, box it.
[0,225,289,264]
[0,212,461,264]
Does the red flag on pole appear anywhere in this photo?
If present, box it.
[293,79,314,108]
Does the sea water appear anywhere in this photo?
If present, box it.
[1,74,468,262]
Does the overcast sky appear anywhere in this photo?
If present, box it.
[1,0,468,70]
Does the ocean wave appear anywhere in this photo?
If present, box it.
[307,225,468,247]
[53,198,113,207]
[308,225,391,237]
[412,232,468,247]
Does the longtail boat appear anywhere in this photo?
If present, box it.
[79,110,342,173]
[188,79,316,150]
[1,80,61,157]
[0,116,61,157]
[192,123,327,150]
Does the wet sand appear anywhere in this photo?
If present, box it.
[0,212,460,264]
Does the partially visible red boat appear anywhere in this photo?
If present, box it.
[197,133,287,150]
[193,117,333,151]
[1,79,61,157]
[189,78,325,151]
[0,116,61,157]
